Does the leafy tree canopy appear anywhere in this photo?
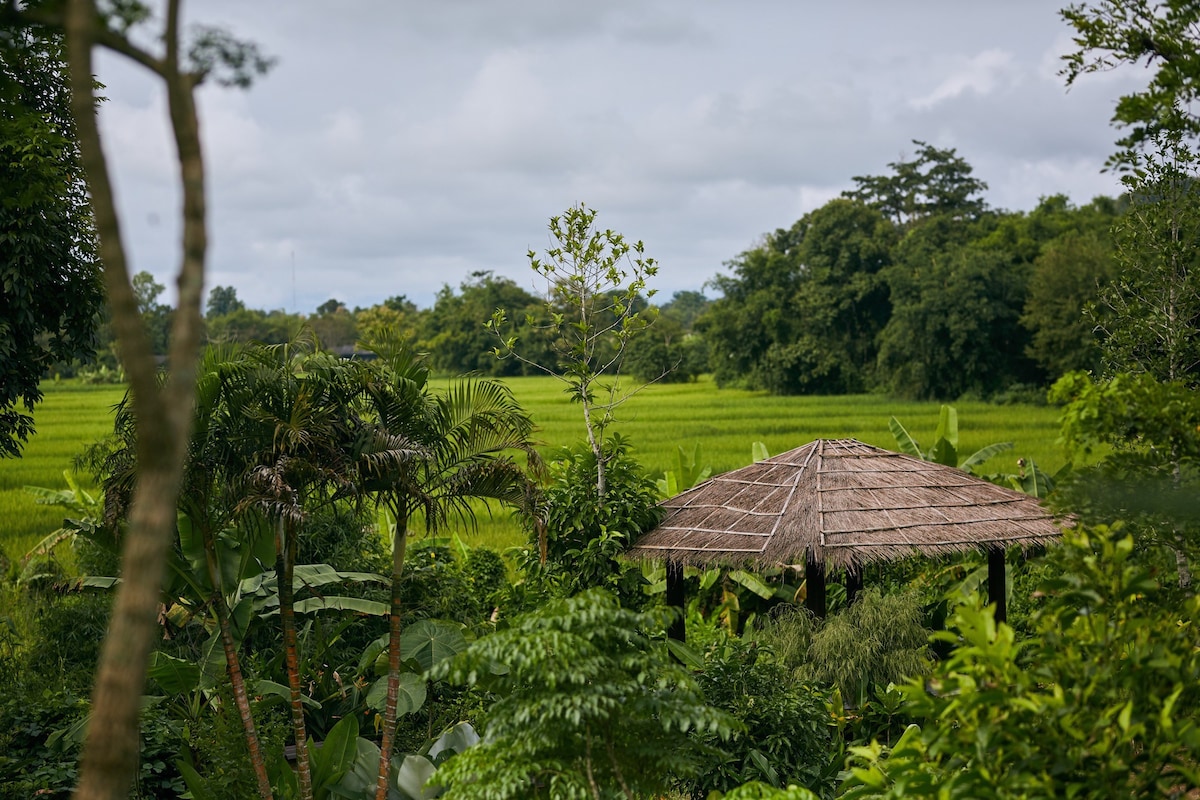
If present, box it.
[842,140,988,226]
[0,21,102,457]
[1062,0,1200,166]
[205,284,244,318]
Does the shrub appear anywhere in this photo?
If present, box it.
[431,589,737,800]
[841,526,1200,799]
[531,435,661,603]
[684,634,834,799]
[804,588,931,707]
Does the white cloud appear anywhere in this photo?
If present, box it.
[911,49,1018,110]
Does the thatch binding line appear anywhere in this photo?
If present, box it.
[628,438,1063,571]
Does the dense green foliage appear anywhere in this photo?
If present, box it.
[0,22,102,457]
[1062,0,1200,166]
[703,169,1120,399]
[431,589,737,800]
[527,436,661,602]
[841,528,1200,799]
[685,635,834,798]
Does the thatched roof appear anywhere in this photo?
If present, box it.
[628,438,1063,571]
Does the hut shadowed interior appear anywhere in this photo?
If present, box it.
[628,438,1064,636]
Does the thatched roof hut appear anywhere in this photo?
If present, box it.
[628,438,1064,624]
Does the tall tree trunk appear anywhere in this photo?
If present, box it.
[203,526,273,799]
[66,1,208,797]
[278,521,314,800]
[375,511,409,800]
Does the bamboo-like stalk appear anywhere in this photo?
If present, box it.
[277,521,314,800]
[202,524,274,799]
[374,511,409,800]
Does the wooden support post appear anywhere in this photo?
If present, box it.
[988,547,1007,624]
[666,560,686,641]
[805,555,826,619]
[845,568,862,606]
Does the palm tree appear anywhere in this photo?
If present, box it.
[230,335,371,800]
[88,344,278,798]
[358,333,541,800]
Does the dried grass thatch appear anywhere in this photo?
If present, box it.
[628,438,1063,571]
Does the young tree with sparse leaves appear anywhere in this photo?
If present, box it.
[490,204,658,501]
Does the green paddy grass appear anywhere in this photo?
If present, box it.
[450,376,1071,549]
[0,376,1072,563]
[0,381,126,564]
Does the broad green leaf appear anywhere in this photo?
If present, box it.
[257,679,321,709]
[294,563,387,588]
[927,435,958,468]
[312,714,360,797]
[395,754,437,800]
[293,596,389,616]
[197,630,228,691]
[959,441,1014,471]
[148,651,201,696]
[427,721,479,763]
[329,737,382,799]
[888,417,922,459]
[77,576,120,589]
[1015,459,1055,498]
[729,569,775,599]
[748,748,780,786]
[401,620,467,672]
[176,761,218,800]
[665,639,705,670]
[366,673,427,716]
[359,633,390,675]
[271,749,300,799]
[934,404,958,449]
[751,441,770,463]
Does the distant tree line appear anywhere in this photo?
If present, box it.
[63,141,1133,401]
[702,142,1125,399]
[75,271,712,385]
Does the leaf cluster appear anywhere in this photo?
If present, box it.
[841,526,1200,798]
[430,589,738,800]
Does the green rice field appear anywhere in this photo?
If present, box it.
[0,376,1072,563]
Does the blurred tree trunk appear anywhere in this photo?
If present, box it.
[61,1,207,797]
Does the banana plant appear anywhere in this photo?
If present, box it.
[655,442,713,498]
[889,405,1015,473]
[19,471,118,587]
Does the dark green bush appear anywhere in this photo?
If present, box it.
[841,527,1200,799]
[530,435,662,604]
[300,504,388,574]
[684,634,834,799]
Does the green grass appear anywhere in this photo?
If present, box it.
[0,381,126,564]
[441,375,1071,550]
[0,376,1071,562]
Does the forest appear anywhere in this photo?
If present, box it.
[105,162,1121,405]
[1,1,1200,799]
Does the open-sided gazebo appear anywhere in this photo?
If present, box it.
[628,438,1063,636]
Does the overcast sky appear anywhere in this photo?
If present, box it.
[92,1,1145,314]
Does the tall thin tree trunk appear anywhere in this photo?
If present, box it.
[376,512,409,800]
[67,1,207,797]
[278,521,314,800]
[203,526,274,799]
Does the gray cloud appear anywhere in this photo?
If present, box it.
[93,1,1146,313]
